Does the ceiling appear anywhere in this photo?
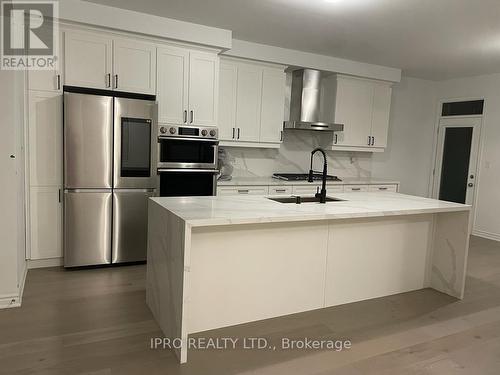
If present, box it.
[83,0,500,80]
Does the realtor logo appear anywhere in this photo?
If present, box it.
[1,0,59,70]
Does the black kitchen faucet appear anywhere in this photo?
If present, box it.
[308,148,328,203]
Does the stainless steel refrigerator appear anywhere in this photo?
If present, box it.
[63,89,157,267]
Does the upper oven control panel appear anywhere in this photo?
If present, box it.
[158,125,218,140]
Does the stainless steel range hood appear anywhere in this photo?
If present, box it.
[284,69,344,132]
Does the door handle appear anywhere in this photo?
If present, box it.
[183,110,187,123]
[190,110,194,124]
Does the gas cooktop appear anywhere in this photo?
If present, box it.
[272,173,342,182]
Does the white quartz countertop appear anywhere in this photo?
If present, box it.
[217,176,400,186]
[150,192,470,227]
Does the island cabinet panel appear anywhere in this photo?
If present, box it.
[324,215,433,307]
[187,221,329,333]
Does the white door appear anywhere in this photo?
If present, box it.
[113,38,156,94]
[157,46,189,125]
[433,117,481,206]
[235,63,262,142]
[64,31,113,90]
[218,61,237,141]
[335,77,373,147]
[260,68,285,143]
[188,51,219,126]
[370,82,392,148]
[28,91,63,259]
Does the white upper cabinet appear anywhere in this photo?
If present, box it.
[29,31,63,92]
[333,75,392,152]
[260,68,286,143]
[235,63,263,142]
[218,62,238,140]
[64,31,113,90]
[188,51,219,126]
[64,31,156,94]
[218,57,286,147]
[113,38,156,94]
[156,47,219,127]
[157,46,189,124]
[370,82,392,148]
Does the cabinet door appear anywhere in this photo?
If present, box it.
[260,68,285,143]
[29,91,63,186]
[64,31,112,89]
[189,51,219,126]
[292,185,321,195]
[235,64,262,142]
[29,187,62,259]
[113,38,156,94]
[368,184,398,192]
[344,185,369,192]
[217,186,269,196]
[157,46,189,125]
[335,77,373,147]
[370,83,392,148]
[28,31,62,92]
[218,61,237,141]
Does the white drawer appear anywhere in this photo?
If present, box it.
[269,186,293,195]
[217,185,269,196]
[368,184,398,192]
[344,184,369,192]
[292,185,321,195]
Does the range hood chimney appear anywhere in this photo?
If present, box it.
[284,69,344,132]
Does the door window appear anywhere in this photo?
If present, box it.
[121,117,151,177]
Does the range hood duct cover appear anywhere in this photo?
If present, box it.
[284,69,344,132]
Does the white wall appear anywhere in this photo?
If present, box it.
[0,68,27,306]
[436,73,500,240]
[372,77,438,196]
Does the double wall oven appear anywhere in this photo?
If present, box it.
[157,124,219,196]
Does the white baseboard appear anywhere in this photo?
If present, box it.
[0,265,27,309]
[472,229,500,242]
[28,257,63,269]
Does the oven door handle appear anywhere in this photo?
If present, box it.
[158,136,219,143]
[157,168,220,173]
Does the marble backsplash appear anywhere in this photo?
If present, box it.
[220,130,372,179]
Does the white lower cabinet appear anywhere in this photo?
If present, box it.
[344,185,369,192]
[217,186,269,196]
[269,186,292,195]
[369,184,398,192]
[29,187,62,260]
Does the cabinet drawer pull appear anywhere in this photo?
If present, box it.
[351,187,361,191]
[378,187,388,191]
[237,189,249,194]
[275,189,286,193]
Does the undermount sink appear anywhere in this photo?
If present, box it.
[268,196,345,204]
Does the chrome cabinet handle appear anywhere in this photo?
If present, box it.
[57,74,61,90]
[237,128,241,139]
[232,128,235,139]
[106,73,111,88]
[183,110,187,123]
[190,110,194,124]
[114,74,118,89]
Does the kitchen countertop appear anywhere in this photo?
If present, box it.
[217,176,400,186]
[150,192,470,227]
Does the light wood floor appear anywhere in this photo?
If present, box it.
[1,235,500,374]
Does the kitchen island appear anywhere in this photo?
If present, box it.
[146,192,471,363]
